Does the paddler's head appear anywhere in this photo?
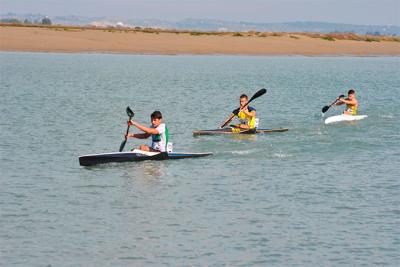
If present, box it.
[348,89,355,100]
[239,94,248,108]
[150,111,162,127]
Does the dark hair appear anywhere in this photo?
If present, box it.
[240,94,248,99]
[348,89,355,95]
[151,111,162,119]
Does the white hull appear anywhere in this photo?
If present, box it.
[325,114,368,124]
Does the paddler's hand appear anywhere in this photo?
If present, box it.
[240,107,249,114]
[127,120,134,126]
[125,133,133,138]
[337,95,345,102]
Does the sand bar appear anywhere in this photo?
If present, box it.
[1,25,400,56]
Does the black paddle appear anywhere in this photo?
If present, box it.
[321,94,345,113]
[221,88,267,128]
[119,106,134,152]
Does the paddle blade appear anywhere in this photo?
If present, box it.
[126,106,134,118]
[119,139,127,152]
[322,105,330,113]
[119,106,134,152]
[249,88,267,102]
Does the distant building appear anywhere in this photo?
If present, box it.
[41,17,51,25]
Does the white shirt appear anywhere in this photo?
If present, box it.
[151,123,168,152]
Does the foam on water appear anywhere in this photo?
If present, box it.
[230,149,257,155]
[381,114,394,119]
[272,153,293,158]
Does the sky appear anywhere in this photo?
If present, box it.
[1,0,399,26]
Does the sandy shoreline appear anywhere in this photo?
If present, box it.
[1,25,400,56]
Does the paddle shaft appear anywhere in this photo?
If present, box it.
[221,106,248,128]
[124,114,133,136]
[322,95,345,113]
[119,107,134,152]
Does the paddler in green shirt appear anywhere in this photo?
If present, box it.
[125,111,169,152]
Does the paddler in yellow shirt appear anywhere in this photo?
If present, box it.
[336,89,359,115]
[221,94,257,130]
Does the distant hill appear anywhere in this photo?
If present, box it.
[1,13,399,35]
[174,19,400,36]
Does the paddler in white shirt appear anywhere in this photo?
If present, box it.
[125,110,169,152]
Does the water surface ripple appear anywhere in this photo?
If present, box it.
[1,53,399,266]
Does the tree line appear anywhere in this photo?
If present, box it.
[0,17,52,25]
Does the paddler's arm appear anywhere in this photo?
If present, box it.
[335,97,345,106]
[241,107,256,117]
[221,113,236,128]
[126,133,150,139]
[337,98,356,105]
[128,120,160,135]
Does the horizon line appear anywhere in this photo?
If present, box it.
[1,12,400,27]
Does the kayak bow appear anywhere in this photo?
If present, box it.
[79,149,212,166]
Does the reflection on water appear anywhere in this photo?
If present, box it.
[123,161,166,181]
[230,133,258,141]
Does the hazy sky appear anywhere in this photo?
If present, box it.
[1,0,399,25]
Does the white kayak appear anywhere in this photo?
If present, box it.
[325,114,368,124]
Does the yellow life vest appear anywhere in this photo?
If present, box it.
[232,106,256,128]
[345,103,358,115]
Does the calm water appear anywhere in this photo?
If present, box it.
[1,52,399,266]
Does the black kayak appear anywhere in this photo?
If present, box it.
[193,128,289,136]
[79,150,213,166]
